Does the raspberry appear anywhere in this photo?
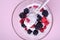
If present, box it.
[30,24,35,28]
[25,18,30,23]
[41,17,47,23]
[25,27,27,31]
[40,28,44,32]
[41,17,49,26]
[33,5,38,8]
[40,8,44,12]
[19,18,25,24]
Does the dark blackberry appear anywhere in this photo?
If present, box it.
[35,22,43,30]
[24,8,29,14]
[19,12,26,18]
[21,23,26,28]
[33,30,38,35]
[42,10,49,17]
[37,14,42,21]
[27,29,32,34]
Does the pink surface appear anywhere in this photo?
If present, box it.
[0,0,60,40]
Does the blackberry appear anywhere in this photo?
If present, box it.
[19,12,26,18]
[33,30,38,35]
[37,14,42,21]
[21,23,26,28]
[35,22,43,30]
[27,29,32,34]
[42,10,49,17]
[24,8,29,14]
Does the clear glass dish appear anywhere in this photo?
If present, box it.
[11,0,53,40]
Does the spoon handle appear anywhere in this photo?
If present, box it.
[35,0,50,13]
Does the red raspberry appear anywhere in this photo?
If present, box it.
[40,28,44,32]
[33,5,38,8]
[40,8,44,12]
[30,24,35,28]
[19,18,25,24]
[41,17,47,23]
[25,27,27,31]
[25,18,30,23]
[45,21,49,26]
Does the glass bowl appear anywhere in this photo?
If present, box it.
[11,0,53,40]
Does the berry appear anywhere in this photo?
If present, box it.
[40,8,44,12]
[33,5,38,8]
[20,18,25,24]
[25,18,30,23]
[37,14,42,21]
[25,27,27,31]
[41,17,47,23]
[41,17,49,25]
[24,8,29,14]
[33,30,38,35]
[30,24,35,28]
[42,10,49,17]
[35,22,43,30]
[21,23,26,28]
[29,6,32,9]
[27,29,32,34]
[19,12,26,18]
[40,28,44,32]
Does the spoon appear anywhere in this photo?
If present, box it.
[34,0,50,13]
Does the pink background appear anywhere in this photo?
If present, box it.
[0,0,60,40]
